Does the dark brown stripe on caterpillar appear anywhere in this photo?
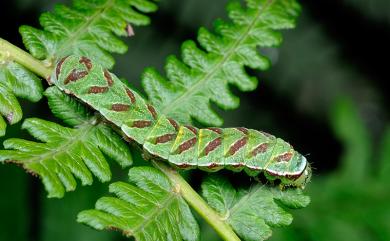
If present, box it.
[274,152,293,162]
[206,127,222,134]
[176,163,192,169]
[104,69,114,86]
[236,127,248,135]
[126,88,136,104]
[132,120,152,128]
[178,137,197,154]
[88,86,108,94]
[156,134,176,144]
[168,118,179,131]
[207,163,221,170]
[228,137,248,156]
[111,103,130,112]
[251,143,268,157]
[186,126,198,135]
[204,137,222,156]
[56,56,69,79]
[147,105,158,120]
[79,56,92,71]
[64,69,88,85]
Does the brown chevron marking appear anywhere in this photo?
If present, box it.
[176,163,192,169]
[204,137,222,156]
[286,173,303,180]
[79,56,92,71]
[111,103,130,112]
[104,69,114,86]
[185,125,198,135]
[168,118,179,131]
[88,86,108,94]
[56,56,69,79]
[156,134,176,144]
[206,127,222,134]
[64,69,88,85]
[207,163,221,169]
[132,120,152,128]
[147,104,158,120]
[126,88,136,104]
[236,127,248,135]
[228,137,248,156]
[123,135,134,143]
[178,137,197,154]
[274,152,293,162]
[251,143,268,157]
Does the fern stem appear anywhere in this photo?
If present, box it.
[0,38,51,78]
[153,161,241,241]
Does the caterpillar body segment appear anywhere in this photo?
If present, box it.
[52,55,311,188]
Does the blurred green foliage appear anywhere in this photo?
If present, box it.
[271,98,390,241]
[0,0,389,240]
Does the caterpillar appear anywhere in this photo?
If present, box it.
[50,55,311,189]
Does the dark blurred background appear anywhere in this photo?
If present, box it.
[0,0,389,241]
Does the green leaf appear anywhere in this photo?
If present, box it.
[330,97,372,182]
[379,126,390,181]
[20,0,159,69]
[202,174,310,241]
[142,0,300,126]
[78,166,200,241]
[272,99,389,241]
[0,86,132,198]
[0,115,5,136]
[0,60,43,136]
[44,86,91,126]
[0,118,132,198]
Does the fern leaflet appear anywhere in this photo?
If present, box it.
[78,166,200,241]
[0,87,132,198]
[142,0,300,126]
[201,174,310,241]
[20,0,158,68]
[0,57,43,136]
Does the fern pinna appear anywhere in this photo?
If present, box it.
[0,0,158,137]
[51,55,311,188]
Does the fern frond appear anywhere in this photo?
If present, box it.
[0,87,132,198]
[45,86,92,126]
[20,0,158,68]
[0,59,43,136]
[142,0,300,126]
[78,166,200,241]
[0,0,158,135]
[202,174,310,241]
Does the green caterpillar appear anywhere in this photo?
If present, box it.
[50,55,311,188]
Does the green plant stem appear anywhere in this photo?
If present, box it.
[153,161,241,241]
[0,38,51,78]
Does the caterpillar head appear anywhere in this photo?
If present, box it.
[281,159,312,189]
[289,162,312,189]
